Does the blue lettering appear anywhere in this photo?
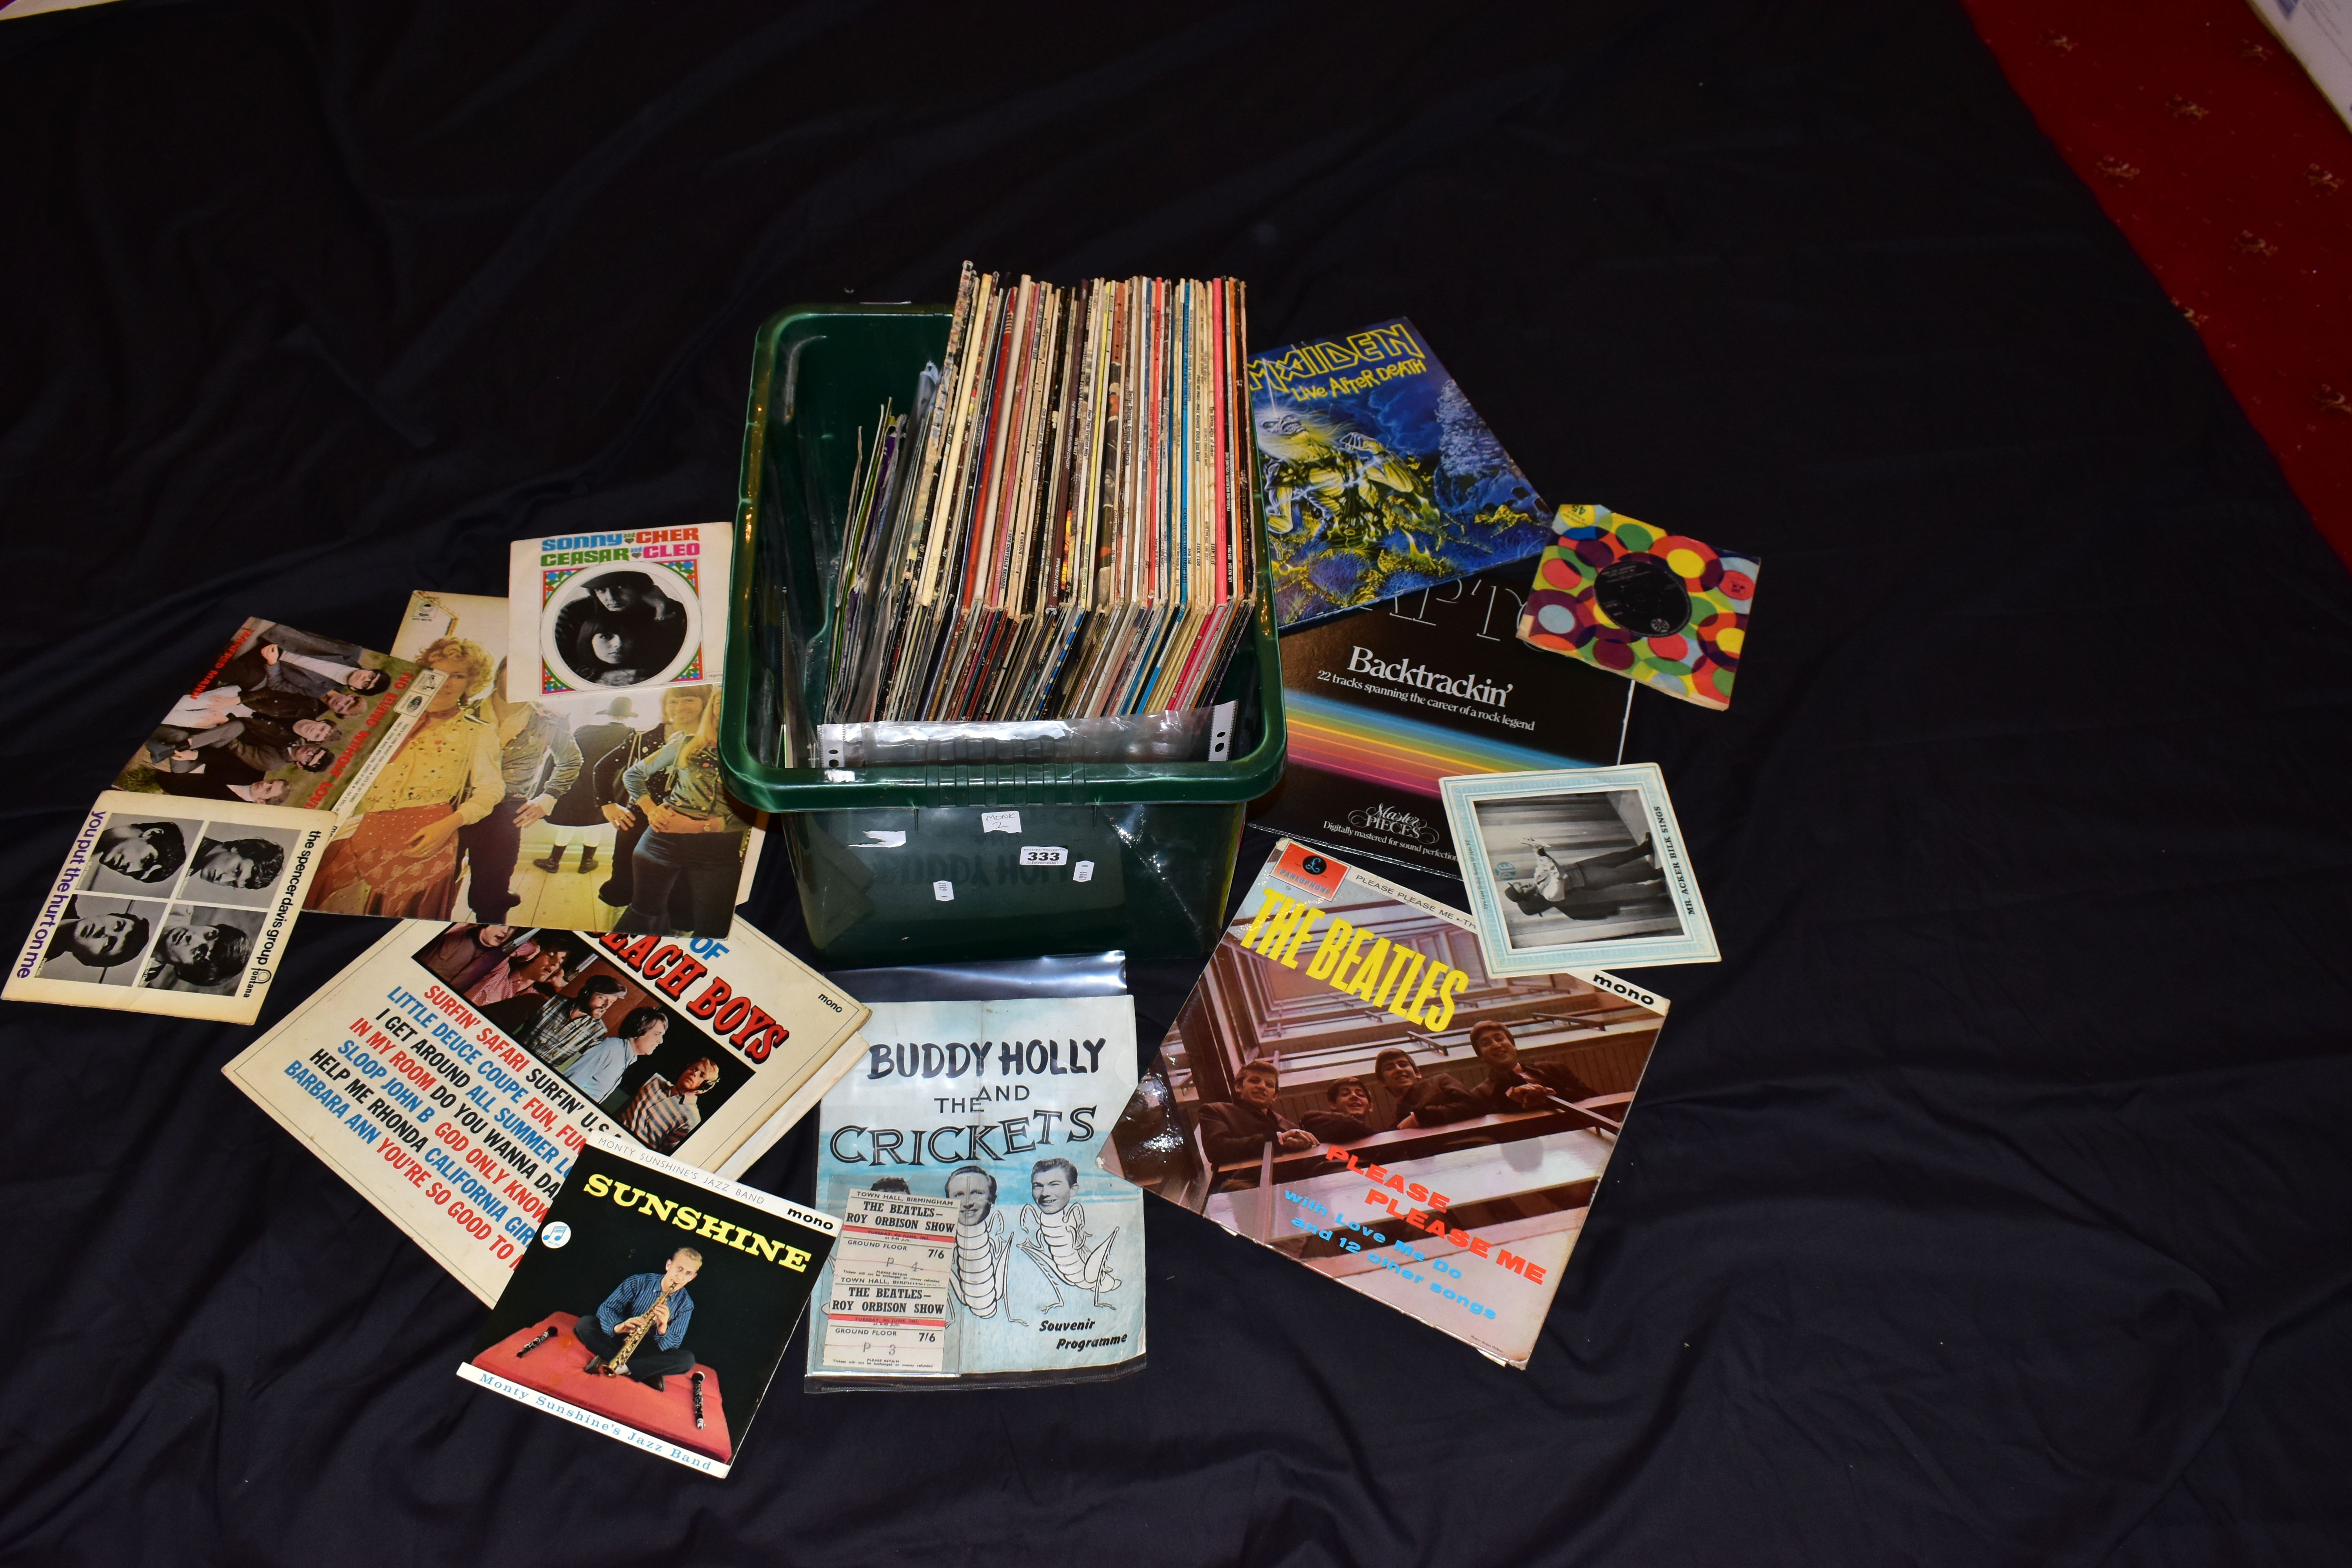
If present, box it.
[282,1060,352,1118]
[493,1107,563,1162]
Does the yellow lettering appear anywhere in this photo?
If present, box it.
[1258,900,1307,960]
[1422,968,1471,1033]
[1377,949,1424,1011]
[1346,938,1391,1002]
[639,1192,675,1223]
[1305,918,1355,979]
[674,1205,702,1231]
[1240,889,1291,953]
[1405,962,1449,1024]
[1279,910,1323,969]
[779,1245,813,1272]
[1328,928,1373,989]
[583,1174,611,1198]
[1272,345,1320,385]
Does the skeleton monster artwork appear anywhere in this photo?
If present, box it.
[1257,409,1456,617]
[1250,318,1552,628]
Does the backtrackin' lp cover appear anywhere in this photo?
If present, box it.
[1247,561,1630,881]
[458,1131,836,1477]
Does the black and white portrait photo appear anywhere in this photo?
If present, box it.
[5,792,328,1023]
[1474,788,1680,948]
[82,816,202,895]
[39,893,158,987]
[183,825,301,907]
[1441,764,1719,975]
[81,814,299,907]
[543,567,700,692]
[137,903,264,995]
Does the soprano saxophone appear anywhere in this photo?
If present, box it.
[598,1280,676,1377]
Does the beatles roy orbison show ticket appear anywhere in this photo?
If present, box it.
[222,918,870,1305]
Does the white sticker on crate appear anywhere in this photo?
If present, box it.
[932,880,954,902]
[1072,861,1095,884]
[1019,846,1067,867]
[980,811,1022,834]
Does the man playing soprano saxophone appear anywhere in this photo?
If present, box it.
[578,1246,702,1389]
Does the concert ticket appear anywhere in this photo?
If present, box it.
[819,1188,955,1372]
[818,1316,948,1374]
[820,1269,951,1372]
[834,1188,956,1276]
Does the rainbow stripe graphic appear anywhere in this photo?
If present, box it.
[1283,689,1618,799]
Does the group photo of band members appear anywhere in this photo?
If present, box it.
[412,922,746,1155]
[39,811,303,995]
[114,619,409,807]
[1111,889,1666,1264]
[362,593,747,936]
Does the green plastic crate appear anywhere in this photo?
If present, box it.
[719,303,1286,964]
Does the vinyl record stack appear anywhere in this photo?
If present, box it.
[825,263,1259,725]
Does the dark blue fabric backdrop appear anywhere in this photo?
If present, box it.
[3,2,2348,1563]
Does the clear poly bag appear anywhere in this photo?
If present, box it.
[815,703,1234,768]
